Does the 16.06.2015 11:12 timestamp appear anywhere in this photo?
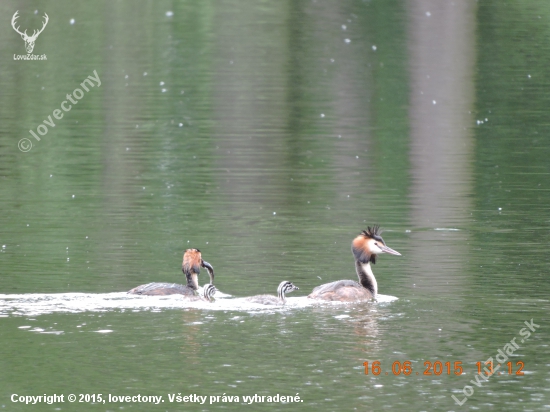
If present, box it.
[363,361,525,376]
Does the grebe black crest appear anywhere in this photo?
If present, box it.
[308,225,401,302]
[128,248,214,296]
[246,281,299,305]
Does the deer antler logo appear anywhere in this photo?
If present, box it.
[11,11,49,54]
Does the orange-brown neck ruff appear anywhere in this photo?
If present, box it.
[351,234,378,294]
[351,235,376,265]
[182,249,202,290]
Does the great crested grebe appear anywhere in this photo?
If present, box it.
[308,226,401,301]
[128,248,214,296]
[246,281,299,305]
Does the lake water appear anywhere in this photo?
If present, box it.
[1,1,549,410]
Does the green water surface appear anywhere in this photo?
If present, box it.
[0,1,549,411]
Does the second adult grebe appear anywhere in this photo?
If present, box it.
[128,248,214,296]
[308,225,401,301]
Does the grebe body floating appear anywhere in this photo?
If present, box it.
[246,281,299,305]
[128,248,214,296]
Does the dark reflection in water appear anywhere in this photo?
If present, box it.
[0,0,549,410]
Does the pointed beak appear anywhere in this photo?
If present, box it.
[380,244,401,256]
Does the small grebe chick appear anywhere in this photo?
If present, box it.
[128,248,214,296]
[246,281,299,305]
[185,284,217,302]
[308,225,400,302]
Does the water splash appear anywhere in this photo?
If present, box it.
[0,291,397,317]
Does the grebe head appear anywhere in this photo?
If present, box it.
[277,281,299,303]
[182,248,215,289]
[182,248,202,290]
[352,225,401,264]
[202,284,217,302]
